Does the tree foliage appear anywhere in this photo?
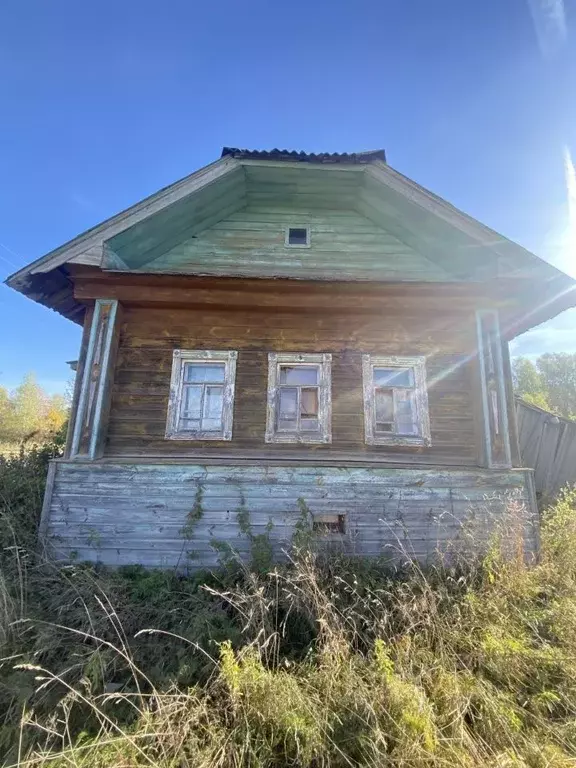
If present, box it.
[0,372,69,447]
[513,353,576,419]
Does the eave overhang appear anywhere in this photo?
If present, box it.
[6,148,576,336]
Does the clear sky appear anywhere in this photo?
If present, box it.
[1,0,575,394]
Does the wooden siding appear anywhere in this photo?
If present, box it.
[44,461,537,569]
[105,303,479,464]
[517,399,576,498]
[142,205,451,281]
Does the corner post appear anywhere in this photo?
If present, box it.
[475,309,512,468]
[68,299,122,460]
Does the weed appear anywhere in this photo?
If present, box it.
[4,445,576,766]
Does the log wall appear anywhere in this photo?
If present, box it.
[105,302,480,465]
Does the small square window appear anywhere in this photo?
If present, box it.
[266,353,331,443]
[285,227,310,247]
[166,350,237,440]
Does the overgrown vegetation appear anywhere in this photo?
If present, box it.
[514,353,576,418]
[0,374,68,455]
[3,447,576,765]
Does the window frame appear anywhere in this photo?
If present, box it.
[265,352,332,444]
[284,226,311,248]
[165,350,237,441]
[362,354,431,447]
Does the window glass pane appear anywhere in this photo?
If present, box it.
[203,386,223,422]
[278,387,298,418]
[301,418,319,431]
[395,390,418,435]
[179,418,201,432]
[375,389,394,422]
[288,228,308,245]
[201,418,222,432]
[374,367,414,387]
[300,388,319,418]
[185,363,225,383]
[181,385,203,418]
[279,366,318,385]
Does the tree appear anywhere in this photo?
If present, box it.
[45,394,68,435]
[512,357,551,411]
[0,373,69,446]
[537,353,576,420]
[513,353,576,420]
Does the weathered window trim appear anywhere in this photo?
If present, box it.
[476,310,512,468]
[166,350,237,441]
[284,226,311,248]
[362,354,431,447]
[265,352,332,444]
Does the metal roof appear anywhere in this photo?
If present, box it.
[220,147,386,164]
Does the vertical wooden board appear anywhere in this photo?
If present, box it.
[65,305,93,458]
[39,461,58,539]
[90,302,123,458]
[501,340,521,467]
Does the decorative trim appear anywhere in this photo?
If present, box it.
[165,350,237,441]
[476,310,512,468]
[70,299,119,459]
[89,301,120,458]
[265,352,332,444]
[362,354,431,447]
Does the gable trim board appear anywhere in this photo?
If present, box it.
[5,148,576,338]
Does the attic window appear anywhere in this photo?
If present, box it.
[286,227,310,247]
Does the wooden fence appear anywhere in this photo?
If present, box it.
[516,398,576,498]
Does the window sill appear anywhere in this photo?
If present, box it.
[366,435,432,447]
[165,432,232,441]
[265,433,331,445]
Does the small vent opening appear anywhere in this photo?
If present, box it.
[286,227,310,247]
[312,513,346,535]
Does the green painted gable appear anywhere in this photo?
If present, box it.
[7,150,575,333]
[103,161,553,283]
[137,205,452,281]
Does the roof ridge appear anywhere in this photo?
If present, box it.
[220,147,386,163]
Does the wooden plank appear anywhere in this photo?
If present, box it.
[43,461,537,569]
[38,461,57,540]
[501,340,521,467]
[89,302,122,458]
[64,306,93,458]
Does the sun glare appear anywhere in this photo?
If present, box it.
[561,146,576,279]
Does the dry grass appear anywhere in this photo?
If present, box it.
[2,445,576,766]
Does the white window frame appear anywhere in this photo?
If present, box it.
[265,352,332,444]
[284,226,310,248]
[362,354,431,447]
[165,350,237,441]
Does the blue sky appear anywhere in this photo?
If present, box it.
[0,0,575,394]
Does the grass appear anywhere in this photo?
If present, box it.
[2,444,576,765]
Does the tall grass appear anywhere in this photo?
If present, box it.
[2,445,576,765]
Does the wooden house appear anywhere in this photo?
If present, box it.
[7,147,576,567]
